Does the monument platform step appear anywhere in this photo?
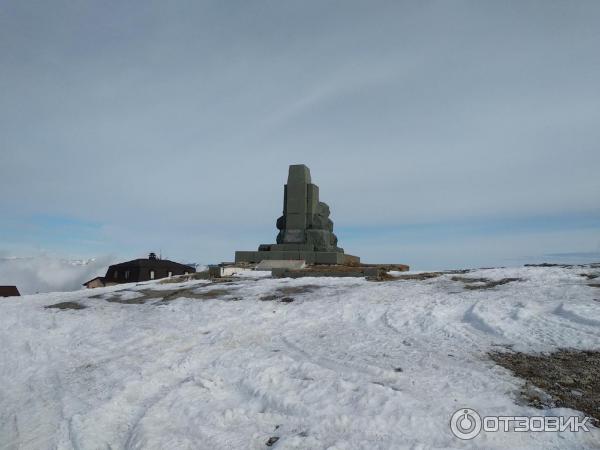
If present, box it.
[255,260,307,270]
[235,250,359,265]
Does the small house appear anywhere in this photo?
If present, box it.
[95,253,195,286]
[82,277,112,289]
[0,286,20,297]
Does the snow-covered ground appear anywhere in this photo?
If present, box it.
[1,265,599,449]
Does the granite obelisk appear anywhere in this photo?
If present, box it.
[235,164,359,265]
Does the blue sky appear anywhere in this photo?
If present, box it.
[1,1,599,270]
[2,210,599,271]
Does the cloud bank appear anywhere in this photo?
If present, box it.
[0,254,118,295]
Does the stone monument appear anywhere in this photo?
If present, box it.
[235,164,360,265]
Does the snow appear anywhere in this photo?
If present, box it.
[1,265,599,449]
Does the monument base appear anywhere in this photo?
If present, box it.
[235,250,360,265]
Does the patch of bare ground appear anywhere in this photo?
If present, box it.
[525,262,600,269]
[388,269,471,281]
[588,283,600,288]
[450,276,490,284]
[275,285,322,295]
[45,301,86,310]
[525,263,574,268]
[580,273,599,280]
[259,284,321,302]
[490,350,600,425]
[394,272,445,281]
[192,289,232,300]
[104,285,239,304]
[260,295,295,303]
[104,291,150,304]
[452,276,523,290]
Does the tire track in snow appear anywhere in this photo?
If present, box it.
[471,302,600,349]
[553,303,600,328]
[234,374,312,419]
[463,302,503,336]
[280,337,403,392]
[123,376,195,449]
[380,309,405,336]
[377,305,499,388]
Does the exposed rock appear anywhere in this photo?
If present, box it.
[453,277,523,290]
[490,350,600,425]
[45,301,86,310]
[266,436,279,446]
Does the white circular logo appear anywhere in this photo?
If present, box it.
[450,408,482,440]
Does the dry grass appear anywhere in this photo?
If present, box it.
[393,272,445,281]
[104,285,238,304]
[450,276,489,283]
[384,269,472,282]
[275,285,322,295]
[192,289,232,299]
[491,350,600,425]
[259,284,321,302]
[260,294,295,303]
[45,301,86,310]
[452,276,523,290]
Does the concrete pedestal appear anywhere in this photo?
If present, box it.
[235,250,359,265]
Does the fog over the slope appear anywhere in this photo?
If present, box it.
[0,254,119,295]
[1,1,599,275]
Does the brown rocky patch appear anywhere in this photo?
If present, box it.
[491,350,600,425]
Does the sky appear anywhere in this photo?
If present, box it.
[1,0,599,290]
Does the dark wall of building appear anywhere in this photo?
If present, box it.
[0,286,20,297]
[105,260,195,283]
